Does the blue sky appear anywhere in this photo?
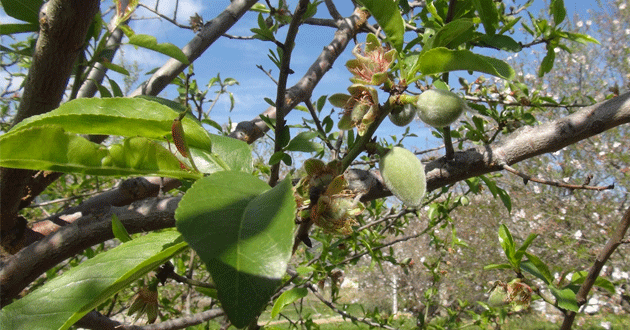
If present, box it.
[0,0,608,151]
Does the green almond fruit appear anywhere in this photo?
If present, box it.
[388,103,418,127]
[416,89,466,127]
[379,147,426,207]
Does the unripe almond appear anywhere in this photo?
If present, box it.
[416,89,466,127]
[388,103,417,127]
[379,147,426,207]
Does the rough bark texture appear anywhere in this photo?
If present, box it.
[0,0,100,252]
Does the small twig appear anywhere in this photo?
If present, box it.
[269,0,310,187]
[168,271,215,289]
[464,95,592,108]
[332,130,344,160]
[138,3,193,30]
[304,99,335,151]
[502,164,614,191]
[305,282,398,330]
[256,65,279,85]
[25,190,102,208]
[324,0,343,21]
[560,206,630,330]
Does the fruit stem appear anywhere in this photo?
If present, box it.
[443,125,455,160]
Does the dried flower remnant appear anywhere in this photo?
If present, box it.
[294,159,364,235]
[346,33,397,86]
[329,84,380,135]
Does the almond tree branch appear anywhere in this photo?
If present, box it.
[228,7,369,143]
[0,196,180,307]
[74,308,224,330]
[269,0,310,187]
[0,0,100,252]
[560,205,630,330]
[129,0,259,97]
[305,282,397,330]
[501,163,614,191]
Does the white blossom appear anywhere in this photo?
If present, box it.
[573,230,583,239]
[620,3,627,10]
[577,21,584,27]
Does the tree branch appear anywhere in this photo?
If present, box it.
[74,308,224,330]
[0,0,100,252]
[269,0,310,187]
[0,196,180,307]
[129,0,259,97]
[560,205,630,329]
[228,7,369,143]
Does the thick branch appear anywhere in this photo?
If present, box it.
[74,308,224,330]
[358,93,630,201]
[129,0,259,97]
[76,27,126,98]
[0,0,100,252]
[0,196,180,307]
[228,7,369,143]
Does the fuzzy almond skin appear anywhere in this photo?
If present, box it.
[379,147,426,207]
[416,89,466,127]
[388,103,417,127]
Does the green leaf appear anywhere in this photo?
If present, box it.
[473,0,499,36]
[269,151,286,166]
[111,214,132,242]
[514,233,538,262]
[550,0,566,26]
[428,19,475,49]
[538,45,556,77]
[483,263,513,270]
[570,271,615,294]
[0,126,202,179]
[522,253,553,285]
[0,23,38,35]
[108,78,124,98]
[550,287,579,312]
[198,133,252,173]
[417,47,515,80]
[271,287,308,319]
[0,231,187,330]
[127,34,189,64]
[8,97,211,151]
[477,34,522,52]
[564,31,599,44]
[497,188,511,213]
[0,0,42,24]
[498,224,515,261]
[286,131,323,153]
[176,172,296,328]
[359,0,405,52]
[195,287,218,299]
[277,126,291,149]
[99,60,131,76]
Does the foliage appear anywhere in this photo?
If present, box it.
[0,0,628,329]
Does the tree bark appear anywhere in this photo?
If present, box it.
[0,0,100,252]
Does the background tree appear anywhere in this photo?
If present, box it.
[0,0,629,329]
